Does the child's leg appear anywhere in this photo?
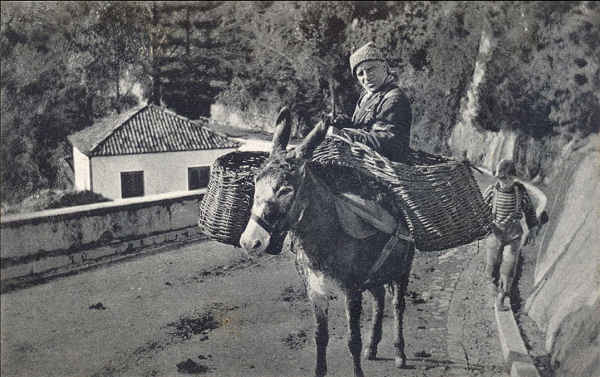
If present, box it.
[497,238,521,310]
[485,234,502,285]
[499,237,522,293]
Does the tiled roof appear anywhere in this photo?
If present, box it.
[68,104,239,157]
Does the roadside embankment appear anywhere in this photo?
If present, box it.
[0,190,207,291]
[525,138,600,377]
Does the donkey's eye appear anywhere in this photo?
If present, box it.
[276,186,294,197]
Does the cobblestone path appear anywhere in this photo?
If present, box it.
[402,242,507,377]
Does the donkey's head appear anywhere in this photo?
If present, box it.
[240,107,328,254]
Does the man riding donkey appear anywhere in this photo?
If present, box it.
[323,41,415,266]
[241,42,417,376]
[327,41,412,163]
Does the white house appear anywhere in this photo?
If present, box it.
[68,104,239,200]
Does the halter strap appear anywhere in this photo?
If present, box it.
[250,166,310,235]
[250,213,276,234]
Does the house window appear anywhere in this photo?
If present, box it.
[188,166,210,190]
[121,171,144,198]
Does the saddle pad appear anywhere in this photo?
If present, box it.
[334,192,397,239]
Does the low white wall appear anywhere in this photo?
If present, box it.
[1,190,207,283]
[91,148,236,200]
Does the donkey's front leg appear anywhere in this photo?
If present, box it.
[310,290,329,377]
[392,279,409,368]
[345,289,365,377]
[364,286,385,360]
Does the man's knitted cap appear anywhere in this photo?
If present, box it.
[349,42,386,76]
[495,159,516,177]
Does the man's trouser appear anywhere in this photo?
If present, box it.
[485,221,523,295]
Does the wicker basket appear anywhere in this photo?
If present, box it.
[198,151,269,246]
[311,136,493,251]
[199,137,493,252]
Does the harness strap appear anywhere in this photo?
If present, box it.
[250,166,310,236]
[250,213,275,234]
[363,226,414,288]
[286,168,312,228]
[492,184,497,219]
[514,183,522,216]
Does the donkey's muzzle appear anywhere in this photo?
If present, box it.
[240,217,271,254]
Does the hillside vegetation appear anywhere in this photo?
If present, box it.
[1,1,598,205]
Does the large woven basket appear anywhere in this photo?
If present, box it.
[198,151,269,246]
[199,137,493,252]
[311,135,493,251]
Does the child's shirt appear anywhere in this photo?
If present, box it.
[483,182,538,229]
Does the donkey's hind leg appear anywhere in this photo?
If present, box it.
[363,285,385,360]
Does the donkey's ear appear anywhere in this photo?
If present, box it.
[271,107,292,156]
[290,120,328,160]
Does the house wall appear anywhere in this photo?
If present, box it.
[91,148,237,200]
[73,147,91,191]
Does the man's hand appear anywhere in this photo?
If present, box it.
[332,113,350,127]
[324,112,350,128]
[326,125,341,137]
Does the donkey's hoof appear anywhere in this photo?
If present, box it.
[314,367,327,377]
[394,356,407,368]
[363,348,377,360]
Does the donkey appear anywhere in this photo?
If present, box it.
[240,108,415,377]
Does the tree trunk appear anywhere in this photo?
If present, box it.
[149,3,161,106]
[115,59,121,113]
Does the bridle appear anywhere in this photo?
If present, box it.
[249,166,311,236]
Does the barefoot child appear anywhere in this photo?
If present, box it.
[483,159,540,311]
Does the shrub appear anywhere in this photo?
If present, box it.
[45,190,111,209]
[3,189,111,215]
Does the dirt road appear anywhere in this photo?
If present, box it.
[1,234,507,377]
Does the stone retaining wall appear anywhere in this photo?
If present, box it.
[1,190,207,286]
